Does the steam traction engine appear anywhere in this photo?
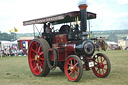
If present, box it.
[23,4,111,82]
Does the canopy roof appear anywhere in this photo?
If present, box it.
[23,11,96,26]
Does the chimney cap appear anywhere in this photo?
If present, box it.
[78,4,88,9]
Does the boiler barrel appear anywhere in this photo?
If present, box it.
[66,40,95,56]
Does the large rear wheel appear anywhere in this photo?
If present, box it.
[28,39,50,77]
[92,53,111,78]
[64,55,83,82]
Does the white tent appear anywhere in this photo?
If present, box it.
[106,41,118,45]
[0,41,17,50]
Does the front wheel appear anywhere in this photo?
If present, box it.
[64,55,83,82]
[92,53,111,78]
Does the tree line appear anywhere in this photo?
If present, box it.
[92,30,128,35]
[0,32,16,41]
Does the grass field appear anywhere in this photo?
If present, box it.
[0,50,128,85]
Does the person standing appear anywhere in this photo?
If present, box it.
[46,23,52,33]
[6,46,10,56]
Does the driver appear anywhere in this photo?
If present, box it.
[46,23,52,33]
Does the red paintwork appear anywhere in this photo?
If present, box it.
[66,43,76,55]
[50,48,67,61]
[51,34,76,61]
[51,34,68,61]
[18,40,32,49]
[55,34,68,44]
[57,49,67,61]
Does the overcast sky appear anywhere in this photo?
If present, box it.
[0,0,128,33]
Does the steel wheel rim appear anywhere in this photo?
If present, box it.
[93,55,108,77]
[65,57,80,81]
[28,41,44,75]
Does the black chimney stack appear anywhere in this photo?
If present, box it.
[79,4,88,40]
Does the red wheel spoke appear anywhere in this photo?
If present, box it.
[71,72,74,78]
[97,57,100,63]
[74,62,78,67]
[39,61,44,68]
[104,63,108,66]
[31,48,37,54]
[94,64,99,67]
[99,56,102,63]
[39,57,44,61]
[34,66,38,71]
[38,45,41,53]
[35,42,38,52]
[96,68,99,72]
[75,71,79,76]
[35,42,38,48]
[102,58,105,63]
[99,69,101,74]
[69,71,73,76]
[39,52,44,56]
[68,62,71,66]
[73,59,76,64]
[37,61,41,67]
[101,57,102,63]
[31,58,35,62]
[103,67,107,71]
[39,66,42,72]
[102,68,104,74]
[34,66,36,70]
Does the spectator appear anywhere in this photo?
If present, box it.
[3,49,7,56]
[14,48,17,56]
[6,46,10,56]
[17,49,20,55]
[0,47,2,58]
[9,48,14,56]
[18,49,23,56]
